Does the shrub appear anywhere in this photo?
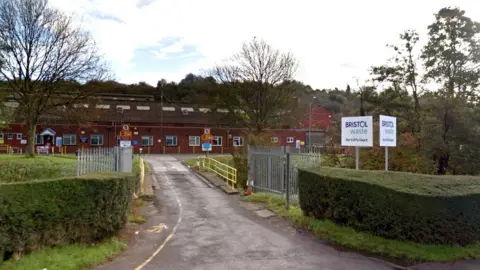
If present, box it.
[298,167,480,245]
[0,172,136,257]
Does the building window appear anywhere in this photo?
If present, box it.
[16,133,22,140]
[35,134,44,145]
[0,133,3,139]
[212,136,222,146]
[287,137,294,143]
[189,136,200,146]
[271,137,279,143]
[142,136,154,146]
[233,136,243,147]
[166,136,177,146]
[90,134,104,146]
[7,133,13,140]
[63,134,76,145]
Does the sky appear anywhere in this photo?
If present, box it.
[49,0,480,90]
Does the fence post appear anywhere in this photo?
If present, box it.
[286,152,290,209]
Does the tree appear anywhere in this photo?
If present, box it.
[0,0,108,155]
[209,37,299,133]
[371,30,422,133]
[422,7,480,99]
[420,7,480,174]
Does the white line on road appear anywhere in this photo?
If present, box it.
[134,170,183,270]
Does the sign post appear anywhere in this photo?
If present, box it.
[119,124,132,148]
[201,128,213,156]
[379,115,397,171]
[341,116,373,170]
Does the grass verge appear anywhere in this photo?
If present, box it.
[0,238,126,270]
[244,193,480,264]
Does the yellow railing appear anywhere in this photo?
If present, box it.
[200,157,237,189]
[0,145,13,154]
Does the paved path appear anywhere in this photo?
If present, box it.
[129,155,393,270]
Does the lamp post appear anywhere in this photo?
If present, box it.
[308,96,316,151]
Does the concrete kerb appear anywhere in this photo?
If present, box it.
[181,161,214,188]
[181,161,238,194]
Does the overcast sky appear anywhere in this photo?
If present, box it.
[50,0,480,90]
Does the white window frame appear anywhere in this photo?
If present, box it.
[166,135,177,146]
[35,134,44,145]
[7,133,13,140]
[16,133,22,140]
[271,137,279,143]
[189,136,200,146]
[233,136,244,147]
[287,137,294,143]
[142,136,154,146]
[212,136,222,146]
[63,134,76,146]
[90,134,104,146]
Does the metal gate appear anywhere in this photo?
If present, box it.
[248,146,321,205]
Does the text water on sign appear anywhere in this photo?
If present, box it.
[379,115,397,147]
[341,116,373,147]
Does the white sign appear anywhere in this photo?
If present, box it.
[120,140,131,147]
[295,140,301,149]
[204,128,210,135]
[202,142,212,151]
[379,115,397,147]
[341,116,373,147]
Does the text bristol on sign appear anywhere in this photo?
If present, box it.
[379,115,397,147]
[341,116,373,147]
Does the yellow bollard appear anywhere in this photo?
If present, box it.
[193,146,195,154]
[221,146,223,154]
[163,145,166,154]
[148,146,150,154]
[178,145,181,153]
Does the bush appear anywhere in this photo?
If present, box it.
[0,172,136,257]
[298,167,480,245]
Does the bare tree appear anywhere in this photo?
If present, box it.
[209,38,299,133]
[0,0,109,155]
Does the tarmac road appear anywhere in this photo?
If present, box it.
[134,155,393,270]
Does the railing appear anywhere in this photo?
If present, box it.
[77,147,119,176]
[200,157,237,189]
[0,145,13,154]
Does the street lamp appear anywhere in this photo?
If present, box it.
[308,96,316,151]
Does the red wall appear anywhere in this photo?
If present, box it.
[0,123,308,154]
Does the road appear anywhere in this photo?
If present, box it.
[130,155,393,270]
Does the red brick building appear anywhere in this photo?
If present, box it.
[0,94,332,154]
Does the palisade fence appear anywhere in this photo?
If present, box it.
[76,147,120,176]
[247,146,322,207]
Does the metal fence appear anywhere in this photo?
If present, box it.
[76,147,119,176]
[248,146,322,206]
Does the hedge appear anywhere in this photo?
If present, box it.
[0,172,136,258]
[0,162,76,183]
[298,167,480,245]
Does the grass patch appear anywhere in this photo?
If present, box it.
[244,193,480,263]
[128,214,146,224]
[0,238,126,270]
[0,155,77,183]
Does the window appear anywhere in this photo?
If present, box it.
[212,136,222,146]
[7,133,13,140]
[91,134,104,146]
[166,136,177,146]
[35,134,44,145]
[0,132,3,139]
[287,137,294,143]
[136,106,150,110]
[162,107,175,111]
[116,105,130,110]
[16,133,22,140]
[271,137,279,143]
[63,134,76,145]
[96,104,110,109]
[233,136,243,147]
[142,136,154,146]
[189,136,200,146]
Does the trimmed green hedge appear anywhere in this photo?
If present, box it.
[298,167,480,245]
[0,172,136,257]
[0,163,76,183]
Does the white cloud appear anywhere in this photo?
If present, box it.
[49,0,480,90]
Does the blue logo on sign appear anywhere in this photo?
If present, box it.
[133,140,138,145]
[80,136,88,143]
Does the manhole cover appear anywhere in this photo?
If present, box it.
[254,209,275,218]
